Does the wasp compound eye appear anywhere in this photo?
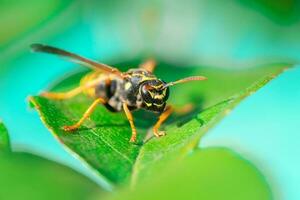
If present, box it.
[141,84,153,103]
[163,87,170,101]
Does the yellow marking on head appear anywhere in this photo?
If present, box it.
[148,90,155,98]
[150,84,164,89]
[131,73,156,82]
[153,103,164,107]
[141,76,156,82]
[154,94,165,99]
[154,89,167,99]
[144,102,152,107]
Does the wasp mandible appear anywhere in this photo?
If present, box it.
[31,44,207,143]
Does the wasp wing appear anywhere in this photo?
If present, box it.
[31,44,122,76]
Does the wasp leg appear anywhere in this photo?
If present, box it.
[41,86,84,100]
[139,59,156,73]
[63,98,106,131]
[153,105,173,138]
[122,103,137,143]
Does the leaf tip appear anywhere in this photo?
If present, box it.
[27,96,41,109]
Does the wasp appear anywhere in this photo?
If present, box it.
[31,44,207,143]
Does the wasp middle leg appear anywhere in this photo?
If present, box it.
[63,98,106,131]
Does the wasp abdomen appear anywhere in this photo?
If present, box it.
[80,72,124,112]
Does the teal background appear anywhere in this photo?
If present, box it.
[201,66,300,200]
[0,0,299,198]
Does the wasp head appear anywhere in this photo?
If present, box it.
[139,74,207,113]
[140,79,169,113]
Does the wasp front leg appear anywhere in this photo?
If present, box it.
[153,105,173,138]
[122,103,137,143]
[63,98,106,131]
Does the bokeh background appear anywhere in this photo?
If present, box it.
[0,0,299,199]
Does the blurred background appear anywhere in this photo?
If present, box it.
[0,0,299,199]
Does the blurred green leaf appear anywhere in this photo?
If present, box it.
[0,0,83,73]
[29,61,290,187]
[0,121,10,152]
[106,148,272,200]
[0,122,104,200]
[239,0,300,25]
[0,0,72,47]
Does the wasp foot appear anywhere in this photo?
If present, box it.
[129,131,137,143]
[62,125,78,132]
[153,130,166,138]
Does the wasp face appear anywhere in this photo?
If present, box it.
[140,79,169,113]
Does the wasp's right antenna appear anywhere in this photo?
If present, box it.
[162,76,207,89]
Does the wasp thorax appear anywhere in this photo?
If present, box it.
[140,79,169,113]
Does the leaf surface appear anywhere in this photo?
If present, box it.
[131,63,289,183]
[29,61,290,186]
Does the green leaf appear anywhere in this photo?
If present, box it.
[29,61,291,187]
[0,153,106,200]
[0,121,10,152]
[131,64,289,184]
[105,148,272,200]
[0,122,105,200]
[0,0,82,72]
[0,0,75,47]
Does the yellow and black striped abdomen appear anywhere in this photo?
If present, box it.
[80,71,124,112]
[80,71,104,97]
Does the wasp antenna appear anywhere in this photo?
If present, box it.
[30,43,44,52]
[163,76,207,89]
